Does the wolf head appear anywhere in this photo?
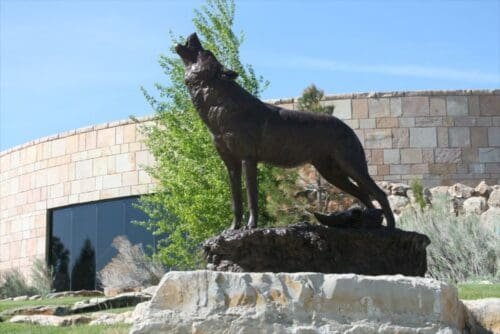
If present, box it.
[175,33,238,83]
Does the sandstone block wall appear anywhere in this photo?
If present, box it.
[273,89,500,187]
[1,89,499,276]
[0,117,156,275]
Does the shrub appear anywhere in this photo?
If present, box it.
[98,236,165,291]
[398,195,499,283]
[30,257,53,296]
[0,269,36,298]
[410,178,426,210]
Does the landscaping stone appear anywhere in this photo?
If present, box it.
[475,181,492,198]
[70,292,151,314]
[46,290,104,299]
[429,185,449,199]
[487,189,500,208]
[130,270,465,334]
[12,295,28,301]
[388,195,410,214]
[0,305,69,318]
[448,182,475,199]
[463,196,488,215]
[142,286,158,296]
[9,314,93,326]
[376,181,391,195]
[28,295,41,300]
[389,182,410,196]
[463,298,500,334]
[203,222,430,276]
[104,286,143,297]
[480,207,500,235]
[89,310,134,325]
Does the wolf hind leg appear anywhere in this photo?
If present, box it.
[329,155,396,229]
[313,159,373,209]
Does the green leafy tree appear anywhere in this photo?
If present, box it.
[138,0,292,269]
[296,84,333,114]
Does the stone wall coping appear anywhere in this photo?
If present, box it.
[268,89,500,105]
[0,115,156,157]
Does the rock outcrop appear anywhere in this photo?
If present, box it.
[463,298,500,334]
[70,292,151,314]
[0,305,69,319]
[46,290,104,299]
[203,222,429,276]
[9,314,93,326]
[130,270,465,334]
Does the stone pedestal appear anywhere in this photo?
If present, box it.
[203,222,430,276]
[130,271,465,333]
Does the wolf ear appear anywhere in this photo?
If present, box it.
[220,68,238,80]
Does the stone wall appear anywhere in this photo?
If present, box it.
[272,89,500,187]
[0,117,156,275]
[1,89,499,276]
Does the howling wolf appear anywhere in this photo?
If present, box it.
[176,33,395,230]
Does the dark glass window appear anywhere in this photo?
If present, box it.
[49,196,154,291]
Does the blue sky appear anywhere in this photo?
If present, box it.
[1,0,499,150]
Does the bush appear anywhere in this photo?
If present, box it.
[399,195,499,283]
[0,269,36,298]
[30,257,53,296]
[98,236,165,291]
[410,178,426,210]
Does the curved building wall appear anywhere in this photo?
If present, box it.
[0,117,156,275]
[1,89,499,276]
[273,89,500,187]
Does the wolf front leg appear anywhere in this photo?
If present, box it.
[216,145,243,229]
[243,159,258,229]
[224,160,243,230]
[227,161,243,230]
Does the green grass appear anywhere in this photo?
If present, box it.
[0,297,88,313]
[0,297,133,333]
[458,283,500,300]
[0,323,130,334]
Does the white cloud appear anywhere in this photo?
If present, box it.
[281,56,500,84]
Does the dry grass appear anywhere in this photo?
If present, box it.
[399,195,499,283]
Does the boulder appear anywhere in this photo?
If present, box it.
[203,222,430,277]
[70,291,151,314]
[376,181,391,195]
[448,183,475,199]
[463,196,488,215]
[104,286,143,297]
[463,298,500,334]
[9,314,92,326]
[12,295,28,301]
[488,189,500,208]
[429,186,449,199]
[480,207,500,235]
[389,182,410,196]
[475,181,492,198]
[142,286,158,296]
[46,290,103,299]
[89,311,134,326]
[130,270,465,334]
[388,194,410,214]
[0,305,69,318]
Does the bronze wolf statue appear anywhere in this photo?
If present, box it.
[176,33,395,230]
